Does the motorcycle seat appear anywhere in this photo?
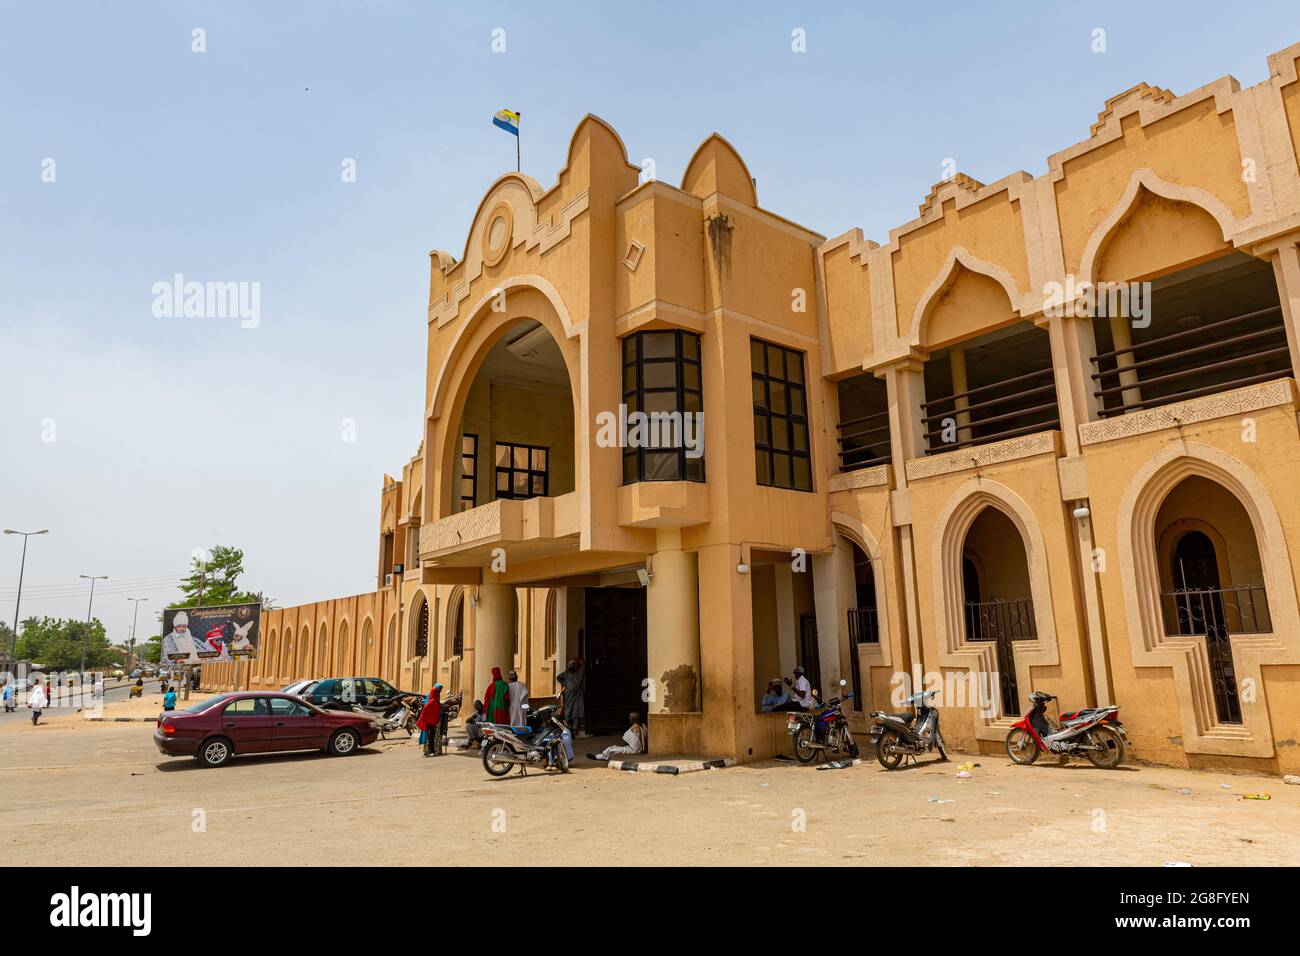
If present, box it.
[1061,707,1114,723]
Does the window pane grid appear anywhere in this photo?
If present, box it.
[494,440,548,501]
[459,433,478,512]
[751,338,812,492]
[621,329,705,484]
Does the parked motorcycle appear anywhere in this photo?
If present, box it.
[787,679,859,763]
[480,704,570,777]
[869,689,948,769]
[1005,691,1127,769]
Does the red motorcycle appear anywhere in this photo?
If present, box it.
[1005,691,1127,769]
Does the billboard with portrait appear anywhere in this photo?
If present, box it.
[161,603,261,665]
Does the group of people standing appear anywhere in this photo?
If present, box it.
[413,657,596,759]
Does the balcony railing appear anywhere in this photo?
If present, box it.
[1091,305,1289,418]
[837,410,892,472]
[922,367,1060,455]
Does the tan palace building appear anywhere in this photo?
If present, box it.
[204,42,1300,773]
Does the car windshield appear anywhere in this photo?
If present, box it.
[182,693,233,714]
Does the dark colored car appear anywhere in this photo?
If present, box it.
[301,677,413,711]
[154,692,379,767]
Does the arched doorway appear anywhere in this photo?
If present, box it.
[846,543,878,711]
[414,598,430,658]
[961,507,1036,717]
[361,618,375,674]
[1156,476,1270,725]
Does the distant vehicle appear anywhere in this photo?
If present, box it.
[153,692,379,767]
[129,669,143,679]
[279,679,317,697]
[111,669,125,679]
[301,677,415,711]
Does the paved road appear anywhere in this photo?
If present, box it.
[1,713,1296,866]
[0,677,164,723]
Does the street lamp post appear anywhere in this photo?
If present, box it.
[79,574,108,675]
[4,529,49,659]
[127,597,148,673]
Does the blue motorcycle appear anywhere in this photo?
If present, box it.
[481,704,570,776]
[786,679,859,763]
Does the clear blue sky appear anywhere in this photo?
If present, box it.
[2,1,1297,647]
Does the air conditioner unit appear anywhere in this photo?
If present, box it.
[384,573,394,588]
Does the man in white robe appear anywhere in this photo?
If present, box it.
[590,711,647,761]
[162,611,203,663]
[507,670,529,726]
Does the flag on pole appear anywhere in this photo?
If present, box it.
[492,108,520,136]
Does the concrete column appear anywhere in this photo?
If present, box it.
[887,361,928,463]
[1270,243,1300,379]
[647,530,701,713]
[812,547,848,695]
[774,564,798,678]
[472,583,516,702]
[948,347,973,445]
[1107,314,1143,411]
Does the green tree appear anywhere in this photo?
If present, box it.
[175,546,272,608]
[142,635,162,665]
[13,617,115,670]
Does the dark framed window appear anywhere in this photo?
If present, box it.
[495,441,548,500]
[458,434,478,512]
[751,338,812,491]
[621,330,705,483]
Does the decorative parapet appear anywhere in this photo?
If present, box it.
[1077,379,1295,447]
[420,500,505,555]
[905,431,1059,482]
[828,464,891,493]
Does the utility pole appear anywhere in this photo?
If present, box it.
[79,574,108,675]
[127,597,148,674]
[4,529,48,660]
[184,567,206,701]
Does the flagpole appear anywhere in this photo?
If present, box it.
[516,113,521,172]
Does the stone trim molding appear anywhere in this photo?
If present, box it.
[1077,168,1239,287]
[905,431,1059,482]
[429,184,589,329]
[1115,441,1300,757]
[930,479,1062,743]
[908,245,1027,348]
[828,465,890,492]
[1078,379,1295,446]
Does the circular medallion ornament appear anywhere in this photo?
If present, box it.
[483,202,513,267]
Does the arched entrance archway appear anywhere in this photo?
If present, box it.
[961,506,1035,717]
[1155,475,1271,725]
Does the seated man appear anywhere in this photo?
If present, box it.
[785,666,815,710]
[459,700,486,750]
[761,677,792,712]
[588,711,647,761]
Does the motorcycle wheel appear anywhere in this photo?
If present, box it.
[554,743,570,773]
[792,726,818,763]
[1083,726,1125,769]
[1005,728,1039,765]
[481,740,515,777]
[875,729,905,770]
[846,736,860,759]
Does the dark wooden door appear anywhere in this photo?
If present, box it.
[798,612,821,695]
[584,587,647,734]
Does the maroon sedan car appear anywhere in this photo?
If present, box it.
[154,692,380,767]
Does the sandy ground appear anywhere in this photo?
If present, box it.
[2,696,1298,866]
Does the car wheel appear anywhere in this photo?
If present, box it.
[198,737,233,768]
[329,728,360,756]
